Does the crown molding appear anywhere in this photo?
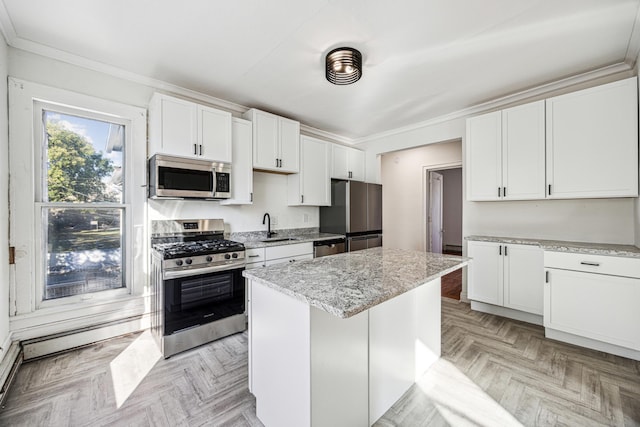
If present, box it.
[355,62,633,145]
[625,1,640,69]
[0,3,635,147]
[299,124,355,145]
[0,0,16,45]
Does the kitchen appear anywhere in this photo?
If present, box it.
[1,1,640,426]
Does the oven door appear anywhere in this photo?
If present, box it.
[163,266,245,335]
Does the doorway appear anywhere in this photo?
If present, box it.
[425,166,463,299]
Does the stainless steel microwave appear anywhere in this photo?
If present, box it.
[148,154,231,199]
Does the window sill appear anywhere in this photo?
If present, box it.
[9,293,148,341]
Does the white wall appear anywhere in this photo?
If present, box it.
[440,168,462,248]
[9,48,319,234]
[380,141,462,251]
[0,35,10,360]
[149,171,318,232]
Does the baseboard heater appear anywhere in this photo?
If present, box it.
[0,342,23,407]
[21,313,148,360]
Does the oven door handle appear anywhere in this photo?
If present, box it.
[163,261,245,280]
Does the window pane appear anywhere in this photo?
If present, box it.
[45,208,124,300]
[43,111,124,203]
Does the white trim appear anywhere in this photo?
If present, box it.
[355,63,633,145]
[1,9,633,146]
[470,300,543,326]
[8,78,148,333]
[545,328,640,362]
[10,294,147,341]
[422,162,462,253]
[22,314,149,360]
[625,2,640,68]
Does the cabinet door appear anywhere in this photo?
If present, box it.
[544,268,640,350]
[466,111,502,201]
[348,148,365,181]
[546,77,638,199]
[467,241,503,305]
[221,118,253,205]
[503,244,543,315]
[252,110,280,170]
[293,136,330,206]
[502,101,546,200]
[331,144,350,179]
[198,105,232,162]
[278,117,300,173]
[158,95,198,157]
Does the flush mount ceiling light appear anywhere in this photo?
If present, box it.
[326,47,362,85]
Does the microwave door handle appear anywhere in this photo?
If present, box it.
[211,169,217,194]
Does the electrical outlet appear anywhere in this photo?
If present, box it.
[303,213,309,223]
[271,216,278,226]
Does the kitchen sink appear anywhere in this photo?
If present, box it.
[259,237,300,243]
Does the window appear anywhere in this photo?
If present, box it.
[38,107,128,300]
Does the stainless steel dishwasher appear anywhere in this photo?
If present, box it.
[313,238,346,258]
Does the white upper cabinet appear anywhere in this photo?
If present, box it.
[148,93,232,162]
[466,101,545,201]
[502,101,546,200]
[198,105,233,162]
[221,118,253,205]
[243,108,300,173]
[288,135,330,206]
[546,77,638,199]
[466,111,502,201]
[332,144,365,181]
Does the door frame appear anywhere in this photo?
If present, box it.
[422,162,462,253]
[428,171,444,253]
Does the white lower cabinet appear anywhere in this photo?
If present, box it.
[245,242,313,269]
[468,240,543,316]
[544,252,640,352]
[248,277,441,426]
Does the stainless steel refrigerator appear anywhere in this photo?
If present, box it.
[320,180,382,252]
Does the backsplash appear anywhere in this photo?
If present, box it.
[147,171,319,233]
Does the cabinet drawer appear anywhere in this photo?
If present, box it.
[246,261,265,270]
[544,251,640,278]
[265,253,313,266]
[266,242,313,260]
[246,248,265,264]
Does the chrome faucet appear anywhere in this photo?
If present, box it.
[262,213,275,238]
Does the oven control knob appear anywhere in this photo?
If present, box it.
[206,256,213,262]
[175,260,183,266]
[185,259,192,265]
[224,254,231,260]
[232,253,238,259]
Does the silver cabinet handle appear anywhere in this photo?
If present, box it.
[580,261,600,267]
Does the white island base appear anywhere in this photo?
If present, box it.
[247,277,442,427]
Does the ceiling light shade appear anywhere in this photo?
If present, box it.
[326,47,362,85]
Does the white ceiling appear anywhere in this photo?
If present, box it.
[1,0,639,140]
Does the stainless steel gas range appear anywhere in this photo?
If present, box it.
[150,219,246,358]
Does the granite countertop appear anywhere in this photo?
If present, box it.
[466,235,640,258]
[230,228,345,249]
[243,247,469,318]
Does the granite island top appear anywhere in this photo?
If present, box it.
[243,247,469,318]
[466,235,640,258]
[230,227,344,249]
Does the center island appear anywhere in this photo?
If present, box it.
[243,247,469,427]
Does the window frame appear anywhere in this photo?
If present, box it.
[33,102,133,308]
[8,78,147,322]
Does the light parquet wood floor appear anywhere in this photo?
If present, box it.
[1,299,639,426]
